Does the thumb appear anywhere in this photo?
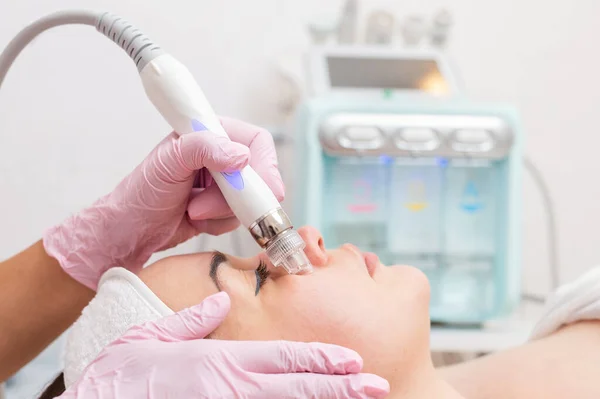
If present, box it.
[120,292,231,343]
[178,131,250,175]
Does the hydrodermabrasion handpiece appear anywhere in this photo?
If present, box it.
[0,11,313,275]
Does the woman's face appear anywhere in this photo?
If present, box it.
[138,226,432,384]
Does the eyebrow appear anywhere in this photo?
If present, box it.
[209,251,227,291]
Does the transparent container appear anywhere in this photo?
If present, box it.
[387,159,442,270]
[320,154,506,322]
[322,155,390,257]
[442,160,498,265]
[436,159,500,319]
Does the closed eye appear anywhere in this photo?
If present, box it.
[209,251,270,296]
[255,260,270,295]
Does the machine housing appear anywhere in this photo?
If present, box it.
[293,47,522,324]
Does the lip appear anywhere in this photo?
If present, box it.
[363,252,380,278]
[342,244,380,278]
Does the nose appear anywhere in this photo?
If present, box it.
[298,226,328,267]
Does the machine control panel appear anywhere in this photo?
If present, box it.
[395,127,440,151]
[338,126,385,149]
[319,113,513,159]
[451,129,494,153]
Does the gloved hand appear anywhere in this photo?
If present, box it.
[43,117,284,290]
[60,292,390,399]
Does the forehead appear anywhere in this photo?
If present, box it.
[138,252,219,312]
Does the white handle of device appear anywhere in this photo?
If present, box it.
[139,54,280,227]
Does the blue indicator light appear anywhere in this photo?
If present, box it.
[379,155,393,165]
[436,157,449,168]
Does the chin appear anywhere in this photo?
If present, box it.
[376,265,433,358]
[381,264,431,303]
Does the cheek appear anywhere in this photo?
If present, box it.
[208,292,274,340]
[262,274,385,345]
[265,267,432,376]
[261,275,412,381]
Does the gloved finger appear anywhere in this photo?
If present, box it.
[253,372,390,399]
[193,169,213,189]
[220,117,285,201]
[231,341,364,375]
[187,184,233,220]
[118,292,230,343]
[189,216,241,236]
[176,131,250,177]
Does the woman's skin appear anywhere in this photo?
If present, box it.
[139,226,463,399]
[139,225,600,399]
[439,320,600,398]
[0,241,94,381]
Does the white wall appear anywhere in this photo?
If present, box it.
[1,0,599,301]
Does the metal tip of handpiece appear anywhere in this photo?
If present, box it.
[280,248,313,275]
[298,263,314,275]
[293,261,314,275]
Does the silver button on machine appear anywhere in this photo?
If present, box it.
[337,126,385,150]
[395,127,439,151]
[451,129,494,152]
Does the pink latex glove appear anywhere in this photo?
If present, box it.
[43,117,285,290]
[60,292,390,399]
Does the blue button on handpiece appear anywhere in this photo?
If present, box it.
[191,119,208,132]
[221,171,245,190]
[191,118,245,190]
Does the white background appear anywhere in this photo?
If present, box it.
[1,0,599,305]
[2,0,600,396]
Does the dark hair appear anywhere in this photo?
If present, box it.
[38,372,65,398]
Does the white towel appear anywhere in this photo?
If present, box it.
[63,267,174,388]
[530,266,600,340]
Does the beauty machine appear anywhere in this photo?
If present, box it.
[0,11,311,275]
[295,47,523,324]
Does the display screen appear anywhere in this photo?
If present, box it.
[327,56,449,94]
